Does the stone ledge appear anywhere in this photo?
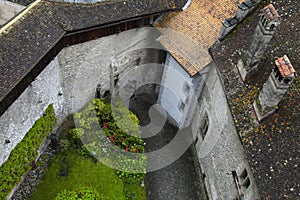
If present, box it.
[252,100,276,122]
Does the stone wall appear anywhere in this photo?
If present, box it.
[0,57,64,165]
[0,0,24,25]
[0,27,164,166]
[193,64,260,200]
[58,27,164,114]
[158,54,194,126]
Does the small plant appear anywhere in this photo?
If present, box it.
[0,104,56,199]
[55,186,102,200]
[69,128,85,139]
[59,139,70,152]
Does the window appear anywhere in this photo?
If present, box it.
[183,82,191,94]
[270,24,276,31]
[201,112,209,139]
[239,169,251,190]
[114,74,119,86]
[135,58,141,66]
[242,177,251,188]
[195,135,199,146]
[284,78,292,84]
[232,168,251,197]
[261,15,267,26]
[179,100,185,112]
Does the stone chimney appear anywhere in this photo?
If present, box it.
[254,55,295,120]
[237,4,280,81]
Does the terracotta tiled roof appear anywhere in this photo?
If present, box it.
[276,55,295,77]
[262,3,280,21]
[156,0,239,76]
[0,0,187,115]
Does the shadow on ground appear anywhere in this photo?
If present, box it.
[129,85,207,200]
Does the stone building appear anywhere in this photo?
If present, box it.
[0,0,299,199]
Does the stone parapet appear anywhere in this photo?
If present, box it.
[218,0,262,40]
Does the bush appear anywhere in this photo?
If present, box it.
[69,128,85,139]
[70,98,144,153]
[55,186,102,200]
[69,99,146,181]
[0,104,56,199]
[59,139,70,152]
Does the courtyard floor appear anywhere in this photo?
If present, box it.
[129,90,207,200]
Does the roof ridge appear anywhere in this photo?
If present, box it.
[0,0,41,35]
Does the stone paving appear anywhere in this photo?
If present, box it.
[129,87,207,200]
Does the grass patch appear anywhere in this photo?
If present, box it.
[30,99,146,200]
[122,178,145,200]
[30,148,126,200]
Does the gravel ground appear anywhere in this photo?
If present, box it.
[129,87,207,200]
[10,146,56,200]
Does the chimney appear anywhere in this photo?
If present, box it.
[237,4,280,81]
[254,55,295,120]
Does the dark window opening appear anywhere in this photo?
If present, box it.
[179,100,185,112]
[242,177,251,189]
[284,78,292,84]
[201,112,209,139]
[239,168,251,191]
[232,171,243,197]
[240,169,248,180]
[195,135,200,148]
[114,74,119,86]
[135,58,141,66]
[270,24,276,31]
[184,82,190,94]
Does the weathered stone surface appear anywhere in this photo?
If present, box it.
[58,27,164,113]
[0,0,24,25]
[238,4,281,81]
[0,27,165,166]
[194,64,260,200]
[0,58,64,165]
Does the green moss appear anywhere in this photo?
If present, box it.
[256,98,278,115]
[30,99,146,200]
[256,98,262,111]
[30,148,125,200]
[0,104,56,199]
[55,186,101,200]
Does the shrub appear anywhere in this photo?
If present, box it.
[69,128,85,139]
[55,186,102,200]
[0,104,56,199]
[59,139,70,152]
[69,99,146,181]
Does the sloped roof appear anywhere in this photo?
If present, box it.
[211,0,300,199]
[156,0,239,76]
[0,0,187,115]
[276,55,295,78]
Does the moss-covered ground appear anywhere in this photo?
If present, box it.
[29,146,145,200]
[29,99,146,200]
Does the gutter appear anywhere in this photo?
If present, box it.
[181,0,191,11]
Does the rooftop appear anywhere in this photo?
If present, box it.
[262,3,280,21]
[211,0,299,198]
[0,0,187,116]
[156,0,240,76]
[276,55,295,78]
